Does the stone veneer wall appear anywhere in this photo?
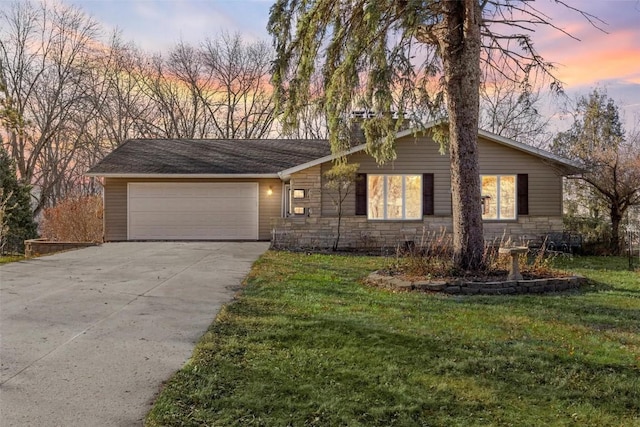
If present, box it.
[271,216,563,250]
[25,238,100,257]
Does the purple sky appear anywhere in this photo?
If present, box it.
[70,0,640,130]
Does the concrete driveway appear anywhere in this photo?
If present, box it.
[0,242,269,426]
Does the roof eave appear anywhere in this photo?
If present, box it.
[84,172,282,179]
[277,120,447,179]
[277,144,368,179]
[476,129,583,172]
[87,124,581,180]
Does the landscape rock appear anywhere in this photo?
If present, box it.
[365,272,585,296]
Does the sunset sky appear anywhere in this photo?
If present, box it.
[70,0,640,131]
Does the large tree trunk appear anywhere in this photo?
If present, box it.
[610,204,624,255]
[439,0,485,270]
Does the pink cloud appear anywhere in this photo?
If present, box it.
[541,28,640,87]
[522,0,640,88]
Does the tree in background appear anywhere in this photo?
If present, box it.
[0,1,100,215]
[268,0,601,270]
[479,71,551,148]
[0,0,279,214]
[0,144,37,254]
[553,89,640,254]
[200,32,277,139]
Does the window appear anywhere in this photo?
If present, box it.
[368,175,422,220]
[292,189,306,199]
[481,175,516,220]
[283,186,308,216]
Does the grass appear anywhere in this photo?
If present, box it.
[146,252,640,426]
[0,255,24,264]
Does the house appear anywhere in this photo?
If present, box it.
[86,124,580,248]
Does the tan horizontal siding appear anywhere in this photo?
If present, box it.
[257,179,283,239]
[103,177,281,241]
[477,137,563,216]
[104,178,128,241]
[322,134,452,216]
[320,133,563,218]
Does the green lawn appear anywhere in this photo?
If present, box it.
[146,253,640,426]
[0,255,24,264]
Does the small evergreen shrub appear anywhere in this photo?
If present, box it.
[0,146,37,254]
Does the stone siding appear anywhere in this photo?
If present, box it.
[271,216,563,250]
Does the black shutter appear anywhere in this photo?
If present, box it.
[355,173,367,215]
[517,174,529,215]
[422,173,434,215]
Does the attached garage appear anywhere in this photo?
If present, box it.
[87,139,331,242]
[127,182,259,240]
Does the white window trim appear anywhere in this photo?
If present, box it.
[368,174,422,220]
[481,174,517,220]
[282,183,290,217]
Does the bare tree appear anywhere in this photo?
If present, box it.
[0,0,100,214]
[479,71,551,147]
[0,3,283,221]
[71,33,158,195]
[88,33,157,146]
[166,40,218,138]
[136,51,209,139]
[201,32,276,139]
[136,34,277,140]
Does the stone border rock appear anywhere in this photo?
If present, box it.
[25,238,100,257]
[366,271,586,295]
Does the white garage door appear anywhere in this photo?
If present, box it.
[128,182,259,240]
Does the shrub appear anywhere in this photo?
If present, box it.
[389,230,455,278]
[564,214,612,255]
[40,195,103,242]
[0,146,38,254]
[388,230,561,279]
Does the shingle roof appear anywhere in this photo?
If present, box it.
[87,139,331,175]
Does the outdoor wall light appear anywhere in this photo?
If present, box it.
[267,186,273,196]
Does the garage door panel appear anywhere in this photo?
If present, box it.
[129,213,258,227]
[130,198,256,213]
[130,226,255,240]
[128,183,258,240]
[131,183,254,197]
